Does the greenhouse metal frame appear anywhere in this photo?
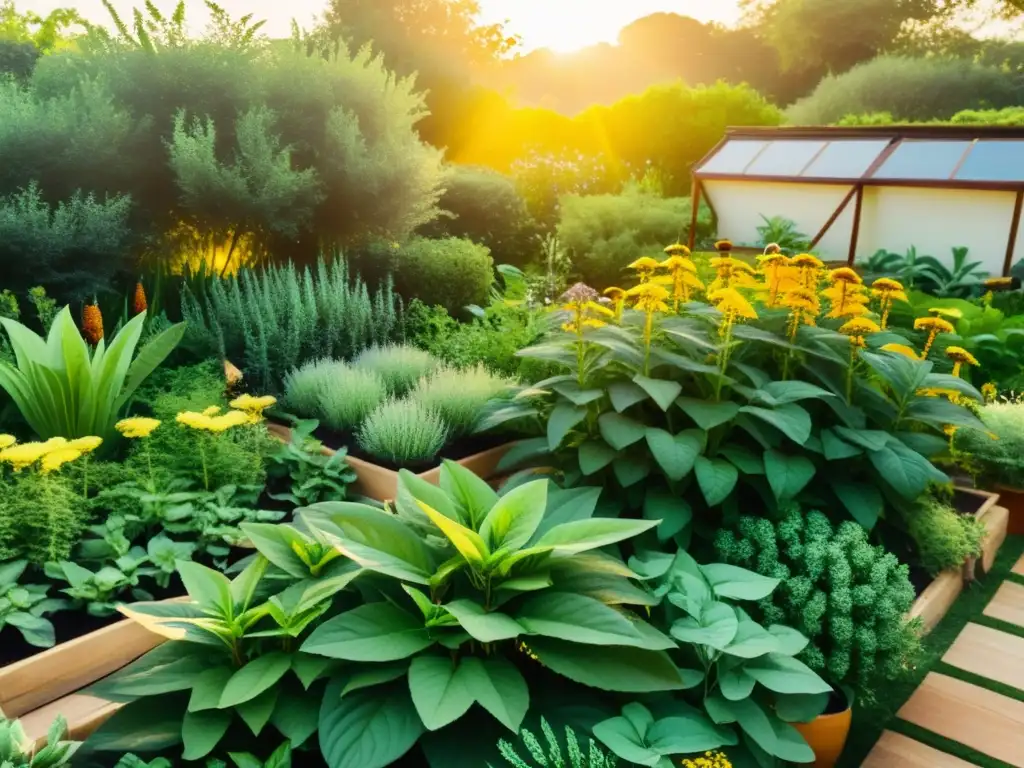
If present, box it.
[688,125,1024,275]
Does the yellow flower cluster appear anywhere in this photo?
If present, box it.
[681,752,732,768]
[871,277,908,329]
[946,345,979,378]
[116,417,161,439]
[560,283,613,334]
[0,434,101,473]
[709,257,757,293]
[982,382,998,403]
[230,394,277,417]
[628,257,662,284]
[914,316,956,359]
[177,409,252,433]
[824,268,870,321]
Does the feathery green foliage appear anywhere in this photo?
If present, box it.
[496,720,618,768]
[352,344,438,396]
[283,359,341,417]
[411,364,510,438]
[956,401,1024,488]
[356,398,447,465]
[0,472,88,566]
[907,496,985,576]
[180,257,403,394]
[393,236,495,314]
[316,366,388,432]
[714,509,921,700]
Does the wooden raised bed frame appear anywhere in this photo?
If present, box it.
[0,608,173,747]
[267,422,514,502]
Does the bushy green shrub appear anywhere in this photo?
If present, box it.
[788,55,1024,125]
[419,165,539,269]
[405,300,550,380]
[393,236,494,313]
[355,398,447,465]
[352,344,439,396]
[0,183,134,301]
[181,257,403,394]
[713,509,921,699]
[411,364,509,438]
[282,359,339,418]
[316,367,388,432]
[907,497,985,575]
[0,471,87,566]
[956,401,1024,488]
[556,186,712,289]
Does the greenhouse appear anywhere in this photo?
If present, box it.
[690,125,1024,274]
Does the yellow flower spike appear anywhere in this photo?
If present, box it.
[628,257,662,283]
[116,417,161,439]
[0,442,51,471]
[982,382,998,403]
[202,406,222,417]
[603,287,627,321]
[0,434,15,450]
[40,447,83,474]
[871,277,909,329]
[661,255,703,309]
[839,317,881,336]
[664,243,691,256]
[828,267,863,285]
[915,316,956,359]
[946,345,979,378]
[881,343,919,360]
[626,282,671,373]
[67,436,103,454]
[710,287,758,321]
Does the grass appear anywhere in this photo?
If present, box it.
[838,534,1024,767]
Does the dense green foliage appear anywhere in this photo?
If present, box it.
[556,188,711,289]
[788,55,1024,125]
[0,470,87,566]
[906,496,985,575]
[411,364,510,437]
[393,236,495,314]
[957,401,1024,488]
[420,165,539,270]
[181,258,403,394]
[356,397,448,464]
[714,510,920,699]
[287,361,387,432]
[352,344,439,397]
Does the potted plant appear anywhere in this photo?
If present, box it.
[714,508,923,766]
[272,345,519,500]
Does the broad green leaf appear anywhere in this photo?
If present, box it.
[905,395,986,432]
[608,381,649,412]
[536,517,659,555]
[868,441,948,500]
[774,692,830,723]
[719,446,764,475]
[768,625,811,657]
[85,700,183,753]
[717,698,778,758]
[408,656,476,731]
[302,603,433,662]
[820,429,862,460]
[188,667,233,713]
[593,716,660,766]
[722,620,780,659]
[578,440,618,476]
[676,398,740,430]
[612,453,652,487]
[534,486,602,539]
[670,602,738,650]
[834,481,883,529]
[598,412,646,450]
[768,718,816,762]
[341,663,411,697]
[418,500,490,566]
[269,689,320,747]
[552,382,605,406]
[694,457,738,507]
[633,375,683,412]
[549,568,657,607]
[763,450,816,502]
[515,593,649,647]
[397,470,463,525]
[440,461,499,529]
[291,654,335,690]
[176,560,233,619]
[739,404,812,445]
[645,428,703,481]
[236,687,278,735]
[496,437,550,472]
[318,682,423,768]
[719,667,757,701]
[479,480,548,551]
[458,656,529,732]
[528,637,701,692]
[744,653,833,694]
[757,381,834,406]
[646,710,738,754]
[547,402,588,450]
[643,488,692,542]
[238,524,311,578]
[834,426,889,452]
[444,599,523,642]
[219,652,292,709]
[182,709,231,761]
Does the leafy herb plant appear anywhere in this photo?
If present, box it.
[0,559,66,648]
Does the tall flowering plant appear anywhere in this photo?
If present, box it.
[485,249,986,540]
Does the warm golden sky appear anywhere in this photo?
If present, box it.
[25,0,742,49]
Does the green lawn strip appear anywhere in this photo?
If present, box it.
[975,614,1024,640]
[1007,571,1024,587]
[838,534,1024,767]
[888,720,1016,768]
[934,661,1024,704]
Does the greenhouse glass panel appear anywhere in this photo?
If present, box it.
[954,141,1024,182]
[801,140,890,178]
[745,140,826,176]
[699,140,768,174]
[872,140,972,180]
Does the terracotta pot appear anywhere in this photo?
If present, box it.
[793,702,852,768]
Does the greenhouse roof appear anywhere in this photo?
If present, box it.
[694,126,1024,190]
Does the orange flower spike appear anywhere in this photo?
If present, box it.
[82,302,104,346]
[132,282,148,316]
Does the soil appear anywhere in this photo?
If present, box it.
[951,488,986,517]
[312,425,510,474]
[0,610,115,668]
[824,688,851,715]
